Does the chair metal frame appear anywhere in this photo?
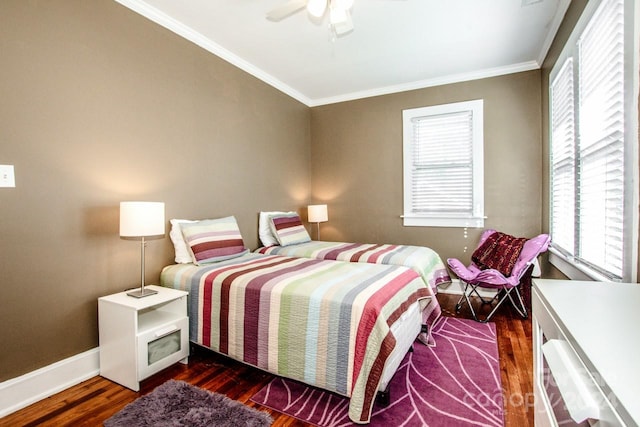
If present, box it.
[447,229,551,323]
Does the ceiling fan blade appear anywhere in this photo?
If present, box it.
[266,0,307,21]
[332,9,354,35]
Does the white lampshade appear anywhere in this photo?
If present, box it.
[120,201,165,237]
[308,204,328,223]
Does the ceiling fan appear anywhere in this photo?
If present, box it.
[267,0,355,36]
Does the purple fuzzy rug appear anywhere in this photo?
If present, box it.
[104,379,272,426]
[250,317,504,426]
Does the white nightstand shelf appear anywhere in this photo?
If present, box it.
[98,285,189,391]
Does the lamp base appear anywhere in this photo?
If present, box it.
[127,287,158,298]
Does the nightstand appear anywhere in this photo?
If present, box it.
[98,285,189,391]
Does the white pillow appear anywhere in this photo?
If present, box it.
[258,211,295,247]
[169,219,197,263]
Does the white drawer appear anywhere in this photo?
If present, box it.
[136,316,189,380]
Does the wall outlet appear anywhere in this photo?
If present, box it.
[0,165,16,188]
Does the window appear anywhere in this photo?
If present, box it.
[402,100,484,228]
[549,0,638,282]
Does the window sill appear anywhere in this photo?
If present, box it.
[548,248,614,282]
[402,215,485,228]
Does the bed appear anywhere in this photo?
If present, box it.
[256,211,452,292]
[164,215,442,423]
[256,240,451,292]
[161,254,440,424]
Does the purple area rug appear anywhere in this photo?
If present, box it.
[105,379,272,426]
[250,317,503,426]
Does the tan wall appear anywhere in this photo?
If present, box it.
[0,0,310,381]
[310,71,543,264]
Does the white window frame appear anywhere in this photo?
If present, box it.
[548,0,639,282]
[402,99,484,228]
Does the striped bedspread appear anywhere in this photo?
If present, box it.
[256,241,451,292]
[160,253,441,424]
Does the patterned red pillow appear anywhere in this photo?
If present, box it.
[269,213,311,246]
[180,216,248,265]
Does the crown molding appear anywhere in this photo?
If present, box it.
[308,61,541,107]
[536,0,572,66]
[113,0,313,106]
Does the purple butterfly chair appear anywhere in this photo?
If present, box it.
[447,229,551,323]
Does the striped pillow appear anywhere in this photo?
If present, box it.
[269,213,311,246]
[180,216,248,265]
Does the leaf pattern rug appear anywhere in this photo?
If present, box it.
[251,317,504,426]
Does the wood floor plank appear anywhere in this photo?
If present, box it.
[0,292,534,426]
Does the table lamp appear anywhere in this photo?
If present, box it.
[120,201,165,298]
[307,204,328,240]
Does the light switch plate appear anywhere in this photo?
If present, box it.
[0,165,16,187]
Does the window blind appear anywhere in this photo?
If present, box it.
[577,0,625,278]
[410,111,474,215]
[549,0,627,281]
[403,99,484,228]
[550,58,576,256]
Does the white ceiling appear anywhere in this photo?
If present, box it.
[115,0,570,106]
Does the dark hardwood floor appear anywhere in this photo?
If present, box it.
[0,292,533,426]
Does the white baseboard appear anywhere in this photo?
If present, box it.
[0,347,100,418]
[438,279,498,298]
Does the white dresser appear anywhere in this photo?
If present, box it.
[533,279,640,426]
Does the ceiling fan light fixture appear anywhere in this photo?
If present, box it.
[307,0,327,17]
[266,0,355,38]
